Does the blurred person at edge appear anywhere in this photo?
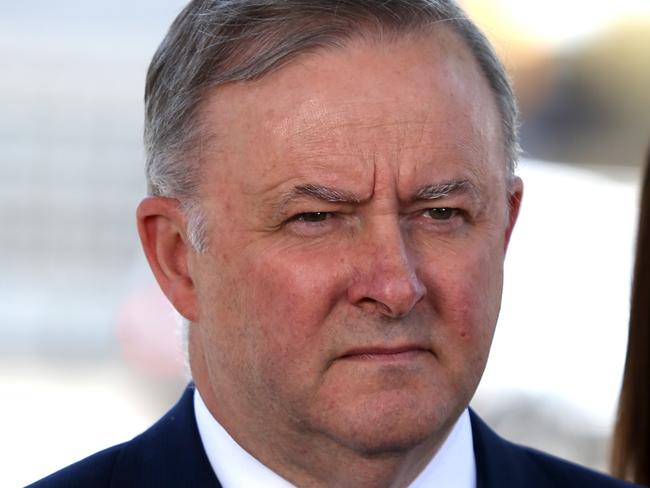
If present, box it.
[28,1,639,487]
[611,148,650,487]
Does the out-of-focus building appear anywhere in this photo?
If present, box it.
[464,0,650,168]
[0,1,184,357]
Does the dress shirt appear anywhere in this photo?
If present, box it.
[194,389,476,488]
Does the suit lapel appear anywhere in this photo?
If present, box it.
[110,384,221,488]
[470,408,538,488]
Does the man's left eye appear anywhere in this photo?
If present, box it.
[423,207,457,220]
[290,212,332,223]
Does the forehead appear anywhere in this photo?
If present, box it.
[197,27,505,195]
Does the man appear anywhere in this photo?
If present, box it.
[30,1,637,487]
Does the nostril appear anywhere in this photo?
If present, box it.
[387,277,426,317]
[347,271,426,318]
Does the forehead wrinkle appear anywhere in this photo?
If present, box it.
[276,96,424,141]
[285,119,415,149]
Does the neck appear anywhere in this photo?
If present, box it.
[192,382,455,485]
[189,337,457,488]
[201,381,447,487]
[271,435,444,488]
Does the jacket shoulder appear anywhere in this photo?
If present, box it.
[26,443,125,488]
[469,409,639,487]
[516,444,638,487]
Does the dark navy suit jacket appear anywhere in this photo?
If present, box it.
[28,384,638,487]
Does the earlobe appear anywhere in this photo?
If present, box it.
[504,176,523,251]
[136,197,199,322]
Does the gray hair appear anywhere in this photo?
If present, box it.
[144,0,520,252]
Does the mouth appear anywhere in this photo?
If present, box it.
[339,345,431,362]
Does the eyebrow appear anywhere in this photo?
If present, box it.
[413,180,476,201]
[272,179,479,217]
[278,183,363,207]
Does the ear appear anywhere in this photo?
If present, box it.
[136,197,199,322]
[504,176,523,251]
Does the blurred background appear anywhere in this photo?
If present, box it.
[1,1,648,485]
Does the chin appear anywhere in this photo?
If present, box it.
[314,391,456,456]
[344,429,436,457]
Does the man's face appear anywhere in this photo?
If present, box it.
[188,29,520,455]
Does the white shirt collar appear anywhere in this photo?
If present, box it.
[194,389,476,488]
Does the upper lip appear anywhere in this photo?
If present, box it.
[340,344,429,358]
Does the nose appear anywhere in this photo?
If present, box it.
[347,219,426,318]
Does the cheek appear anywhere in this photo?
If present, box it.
[194,249,343,400]
[422,241,504,343]
[419,244,504,398]
[236,247,349,359]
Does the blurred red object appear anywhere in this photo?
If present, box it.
[116,285,185,378]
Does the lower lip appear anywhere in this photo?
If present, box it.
[341,350,428,362]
